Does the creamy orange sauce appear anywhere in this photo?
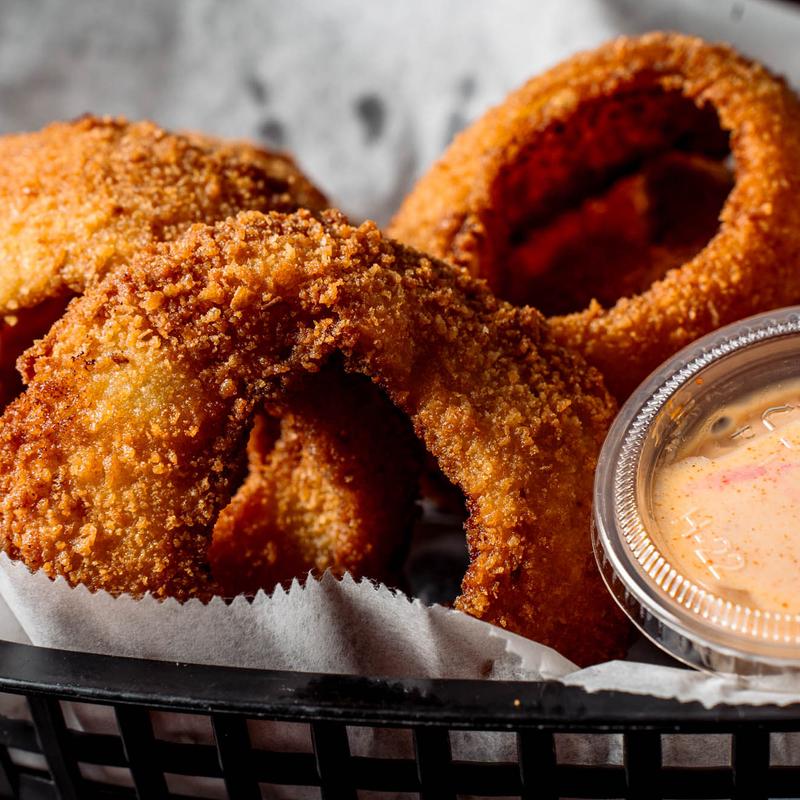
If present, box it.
[652,383,800,613]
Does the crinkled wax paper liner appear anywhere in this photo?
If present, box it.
[4,553,800,792]
[0,553,572,679]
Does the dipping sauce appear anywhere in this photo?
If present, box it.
[652,382,800,613]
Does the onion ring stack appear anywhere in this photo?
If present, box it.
[0,116,419,592]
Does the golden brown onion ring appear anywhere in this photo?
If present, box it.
[0,114,328,406]
[389,33,800,398]
[1,210,625,665]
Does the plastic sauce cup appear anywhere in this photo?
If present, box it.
[593,307,800,680]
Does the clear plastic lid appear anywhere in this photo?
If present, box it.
[593,307,800,679]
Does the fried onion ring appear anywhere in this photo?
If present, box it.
[1,209,625,665]
[0,116,419,592]
[389,33,800,398]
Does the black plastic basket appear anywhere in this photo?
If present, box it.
[0,639,799,798]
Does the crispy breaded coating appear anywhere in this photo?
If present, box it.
[181,131,328,215]
[209,367,420,595]
[0,115,326,316]
[0,294,72,410]
[0,114,328,406]
[2,209,625,665]
[389,33,800,398]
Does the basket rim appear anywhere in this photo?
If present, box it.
[1,639,800,730]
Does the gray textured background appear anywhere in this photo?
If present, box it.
[1,0,799,224]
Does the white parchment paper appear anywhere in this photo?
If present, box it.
[2,0,800,226]
[0,554,572,681]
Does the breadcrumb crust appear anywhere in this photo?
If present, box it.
[1,210,626,665]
